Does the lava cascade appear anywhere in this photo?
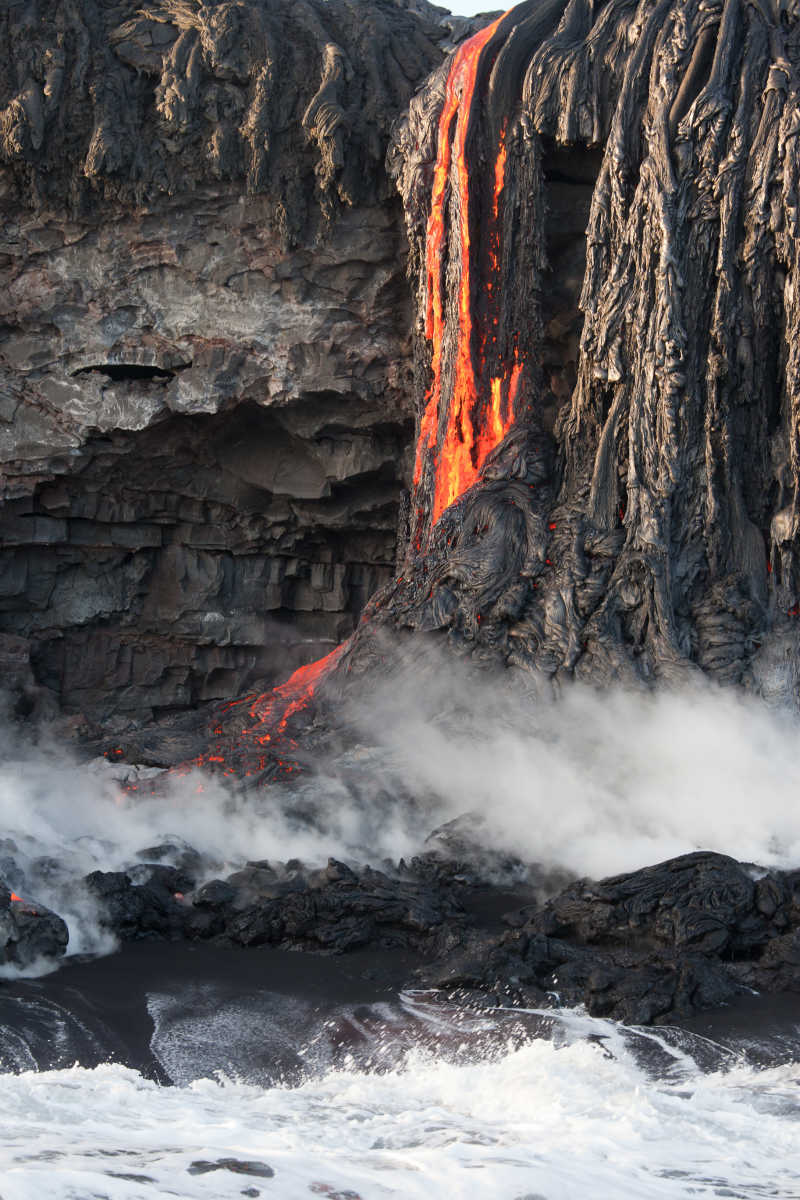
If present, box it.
[413,9,524,531]
[195,0,800,766]
[193,18,530,767]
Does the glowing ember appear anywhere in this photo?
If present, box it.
[414,10,521,528]
[10,893,23,903]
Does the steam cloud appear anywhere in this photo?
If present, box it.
[346,649,800,877]
[1,654,800,973]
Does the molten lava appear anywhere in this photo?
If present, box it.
[188,643,349,779]
[414,10,521,527]
[248,643,347,735]
[191,15,528,771]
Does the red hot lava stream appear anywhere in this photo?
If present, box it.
[414,10,522,527]
[187,16,523,770]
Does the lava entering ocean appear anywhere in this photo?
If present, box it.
[192,15,526,770]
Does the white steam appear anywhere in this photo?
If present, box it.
[346,653,800,877]
[1,658,800,973]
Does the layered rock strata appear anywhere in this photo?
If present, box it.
[0,0,449,723]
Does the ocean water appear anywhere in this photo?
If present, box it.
[1,997,799,1200]
[2,682,800,1199]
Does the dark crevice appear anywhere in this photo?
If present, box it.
[71,363,188,382]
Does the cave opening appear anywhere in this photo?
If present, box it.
[0,396,412,730]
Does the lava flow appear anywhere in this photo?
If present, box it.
[186,642,350,780]
[247,643,347,735]
[192,16,526,772]
[414,9,522,528]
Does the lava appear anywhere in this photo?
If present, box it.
[186,643,349,779]
[414,10,521,528]
[248,643,347,735]
[193,16,527,770]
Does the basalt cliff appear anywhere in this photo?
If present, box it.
[0,0,454,728]
[2,0,799,745]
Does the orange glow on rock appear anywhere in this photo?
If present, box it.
[10,893,22,902]
[184,12,537,783]
[190,644,349,782]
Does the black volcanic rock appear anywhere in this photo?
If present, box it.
[73,842,800,1026]
[193,858,467,953]
[0,0,450,725]
[0,2,599,731]
[339,0,800,703]
[83,867,188,941]
[0,881,69,968]
[430,852,800,1024]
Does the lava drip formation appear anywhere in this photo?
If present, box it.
[413,11,523,533]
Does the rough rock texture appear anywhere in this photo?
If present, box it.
[4,0,798,737]
[0,0,455,723]
[33,836,800,1025]
[431,850,800,1025]
[0,881,69,969]
[0,1,601,728]
[332,0,800,706]
[83,853,472,954]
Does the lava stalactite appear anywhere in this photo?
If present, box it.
[414,10,520,527]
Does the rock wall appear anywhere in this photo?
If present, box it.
[0,187,414,723]
[0,0,450,725]
[339,0,800,708]
[0,0,597,729]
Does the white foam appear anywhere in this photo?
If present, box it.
[0,1029,798,1199]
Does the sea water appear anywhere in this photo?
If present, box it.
[0,997,799,1200]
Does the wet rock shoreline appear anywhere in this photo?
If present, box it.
[4,822,800,1029]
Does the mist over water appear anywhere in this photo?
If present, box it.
[2,671,800,1196]
[2,658,800,967]
[345,654,800,877]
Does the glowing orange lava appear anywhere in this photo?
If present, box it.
[189,14,529,774]
[10,893,22,903]
[248,643,347,735]
[182,643,350,781]
[414,11,520,527]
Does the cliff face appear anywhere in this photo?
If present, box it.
[8,0,796,738]
[0,0,448,724]
[333,0,800,712]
